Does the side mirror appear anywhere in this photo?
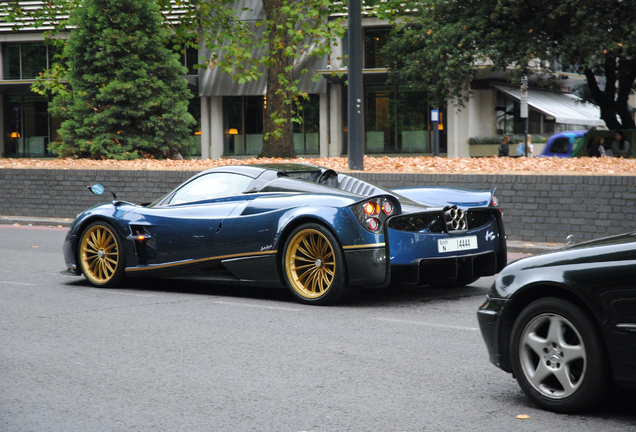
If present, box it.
[87,183,117,200]
[88,183,105,195]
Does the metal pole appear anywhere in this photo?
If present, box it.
[520,76,529,157]
[524,117,529,157]
[347,0,364,170]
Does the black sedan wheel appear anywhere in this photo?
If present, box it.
[79,221,126,288]
[510,297,610,413]
[282,223,347,305]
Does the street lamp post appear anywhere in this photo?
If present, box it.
[520,76,529,156]
[347,0,364,170]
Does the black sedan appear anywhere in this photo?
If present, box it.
[477,233,636,413]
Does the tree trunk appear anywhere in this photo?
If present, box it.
[260,0,296,158]
[585,67,621,130]
[616,58,636,129]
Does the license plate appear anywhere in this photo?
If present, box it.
[438,236,478,253]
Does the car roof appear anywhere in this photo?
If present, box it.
[196,163,326,179]
[547,130,587,141]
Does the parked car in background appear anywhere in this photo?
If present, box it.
[540,129,636,158]
[477,233,636,413]
[539,131,587,157]
[62,163,506,305]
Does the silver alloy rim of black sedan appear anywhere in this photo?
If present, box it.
[518,313,587,399]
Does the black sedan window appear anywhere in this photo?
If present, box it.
[168,173,253,205]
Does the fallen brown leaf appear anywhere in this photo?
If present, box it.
[1,156,635,175]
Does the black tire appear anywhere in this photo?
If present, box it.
[78,221,126,288]
[509,297,610,413]
[282,223,348,305]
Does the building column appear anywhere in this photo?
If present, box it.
[448,97,470,158]
[319,92,329,158]
[210,96,224,159]
[0,95,4,157]
[200,97,211,159]
[329,84,343,157]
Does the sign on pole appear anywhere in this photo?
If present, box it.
[431,109,440,156]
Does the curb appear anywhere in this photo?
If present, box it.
[506,240,565,255]
[0,215,73,228]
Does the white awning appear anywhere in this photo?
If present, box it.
[493,85,606,127]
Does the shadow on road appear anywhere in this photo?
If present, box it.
[63,276,491,308]
[490,385,636,420]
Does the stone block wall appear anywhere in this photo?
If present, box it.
[0,169,197,219]
[356,172,636,243]
[1,168,634,243]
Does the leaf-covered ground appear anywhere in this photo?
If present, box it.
[1,156,635,175]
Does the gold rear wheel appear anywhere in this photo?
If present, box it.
[283,224,347,305]
[79,222,124,287]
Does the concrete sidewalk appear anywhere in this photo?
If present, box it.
[0,215,565,255]
[0,215,73,228]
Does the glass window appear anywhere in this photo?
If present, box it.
[188,96,201,156]
[223,96,266,155]
[342,30,348,68]
[4,96,22,156]
[549,137,570,154]
[185,47,198,75]
[21,43,48,79]
[224,97,243,154]
[365,85,395,153]
[364,27,391,69]
[2,42,50,80]
[496,90,551,135]
[3,44,21,80]
[397,86,429,153]
[165,37,199,75]
[363,84,441,154]
[22,95,49,155]
[293,94,320,155]
[3,94,53,157]
[245,96,264,155]
[169,173,253,205]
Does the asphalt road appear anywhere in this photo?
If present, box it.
[1,225,634,432]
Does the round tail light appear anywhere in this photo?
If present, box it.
[363,201,379,216]
[367,218,381,232]
[382,201,393,215]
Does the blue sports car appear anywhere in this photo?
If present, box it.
[62,163,506,305]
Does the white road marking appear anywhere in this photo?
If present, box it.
[4,281,37,286]
[374,317,479,331]
[210,300,302,312]
[94,290,156,298]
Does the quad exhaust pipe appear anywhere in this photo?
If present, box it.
[443,205,467,231]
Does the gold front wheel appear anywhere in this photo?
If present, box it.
[79,222,125,287]
[283,224,346,305]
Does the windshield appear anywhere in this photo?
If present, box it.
[148,172,253,207]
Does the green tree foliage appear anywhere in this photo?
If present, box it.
[383,0,636,129]
[196,0,347,158]
[3,0,348,159]
[42,0,196,159]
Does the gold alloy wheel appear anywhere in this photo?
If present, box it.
[80,224,120,285]
[285,228,336,299]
